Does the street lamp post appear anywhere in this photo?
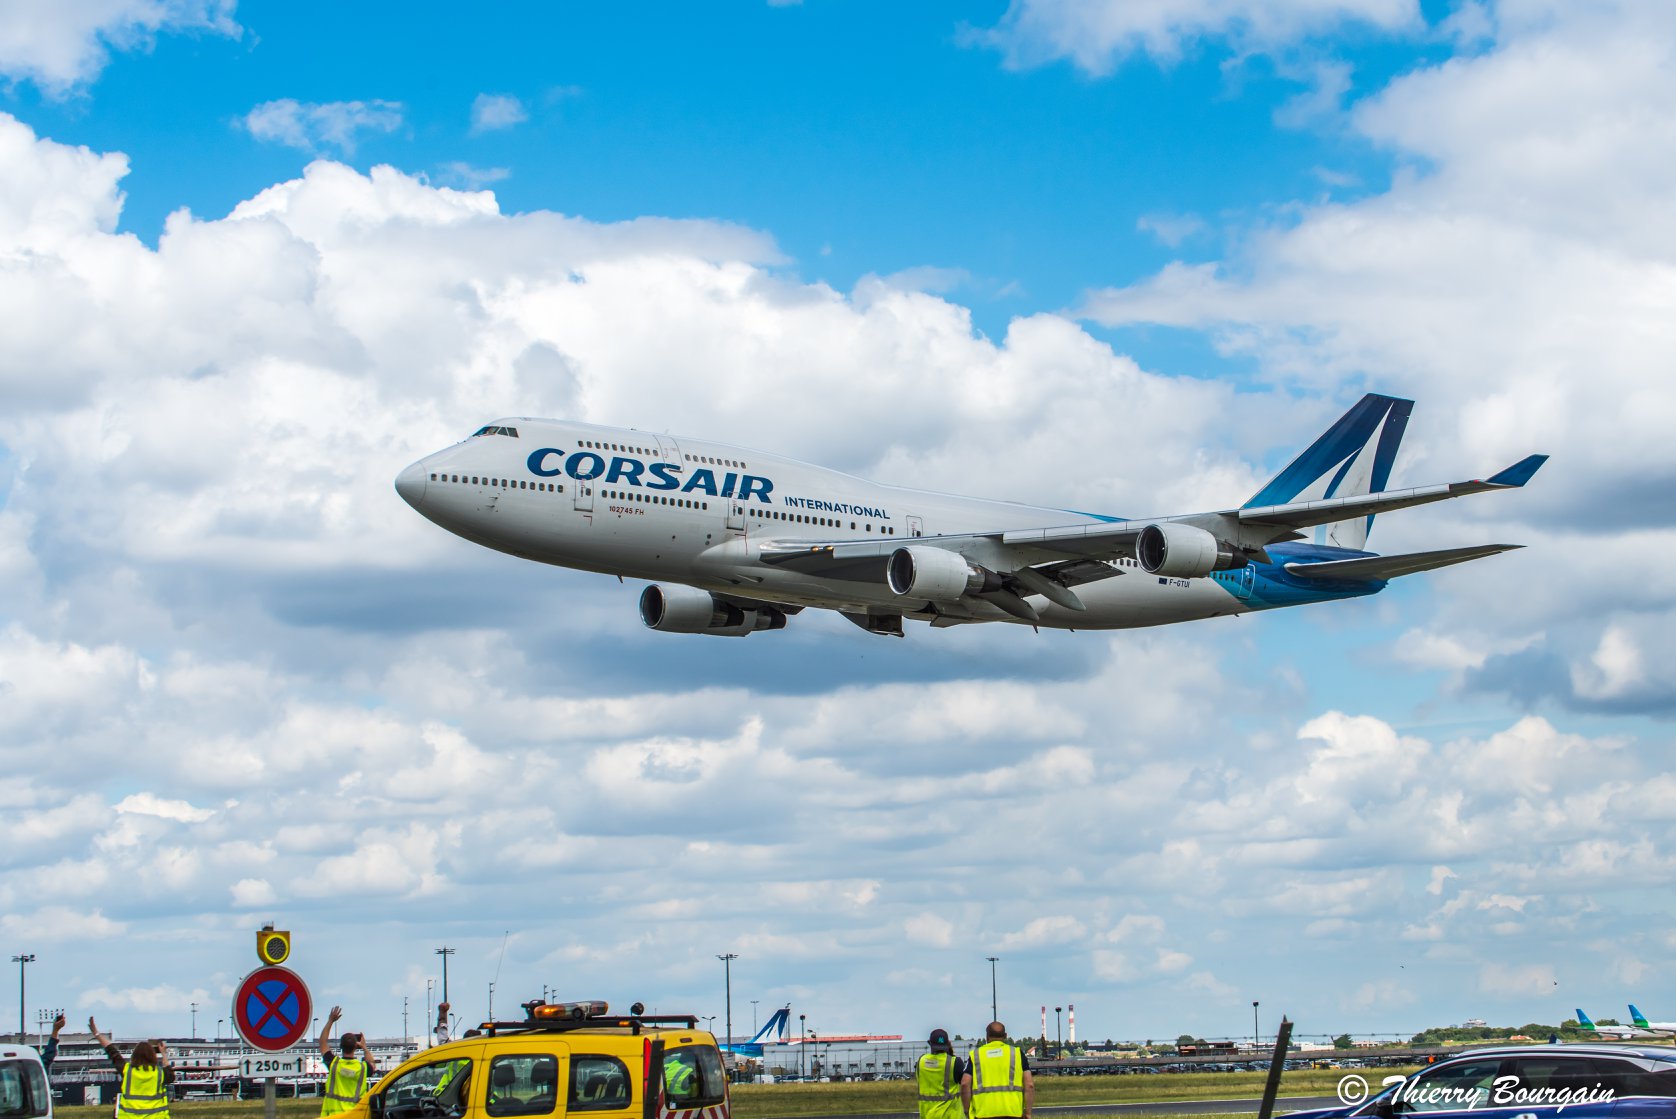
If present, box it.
[751,1000,759,1034]
[217,1018,224,1041]
[985,957,999,1021]
[1253,1002,1259,1051]
[1054,1007,1063,1059]
[799,1015,807,1080]
[717,954,737,1047]
[191,1002,198,1039]
[435,947,456,1004]
[10,955,35,1041]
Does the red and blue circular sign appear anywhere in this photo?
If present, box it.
[233,965,312,1053]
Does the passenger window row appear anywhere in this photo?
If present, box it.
[431,473,565,493]
[601,489,709,511]
[578,438,658,457]
[752,509,896,534]
[685,452,746,469]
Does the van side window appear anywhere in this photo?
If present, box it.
[662,1046,726,1108]
[0,1059,50,1119]
[379,1057,473,1119]
[486,1055,559,1117]
[569,1056,631,1111]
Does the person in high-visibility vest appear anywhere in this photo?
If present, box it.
[664,1051,699,1101]
[90,1018,173,1119]
[916,1029,965,1119]
[960,1022,1033,1119]
[318,1004,379,1117]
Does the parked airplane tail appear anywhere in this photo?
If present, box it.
[750,1006,791,1045]
[1244,393,1412,550]
[1577,1009,1598,1029]
[1631,1005,1650,1028]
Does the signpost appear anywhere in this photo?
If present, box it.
[233,928,310,1119]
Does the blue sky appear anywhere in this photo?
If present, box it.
[3,0,1676,1051]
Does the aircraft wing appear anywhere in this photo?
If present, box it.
[760,454,1546,576]
[1234,455,1549,538]
[755,453,1545,620]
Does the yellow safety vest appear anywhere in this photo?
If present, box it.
[322,1057,369,1116]
[916,1052,963,1119]
[665,1058,696,1099]
[967,1041,1024,1119]
[117,1063,171,1119]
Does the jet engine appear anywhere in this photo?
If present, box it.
[1136,523,1239,578]
[886,546,1001,601]
[638,584,787,636]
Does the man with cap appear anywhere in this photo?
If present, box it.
[961,1022,1032,1119]
[916,1029,966,1119]
[318,1005,377,1117]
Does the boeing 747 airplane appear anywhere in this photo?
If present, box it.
[394,394,1546,637]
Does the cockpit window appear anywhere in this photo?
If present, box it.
[472,425,520,438]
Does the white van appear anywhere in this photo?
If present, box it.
[0,1044,51,1119]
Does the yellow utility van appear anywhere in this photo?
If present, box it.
[357,1002,729,1119]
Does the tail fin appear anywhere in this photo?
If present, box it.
[1631,1005,1650,1028]
[1244,394,1412,550]
[1576,1009,1598,1030]
[749,1006,790,1045]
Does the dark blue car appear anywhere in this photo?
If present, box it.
[1288,1045,1676,1119]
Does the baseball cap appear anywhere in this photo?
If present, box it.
[928,1028,952,1051]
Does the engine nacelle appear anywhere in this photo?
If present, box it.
[1136,523,1238,578]
[886,546,1000,601]
[638,584,787,637]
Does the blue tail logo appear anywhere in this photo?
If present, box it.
[1244,394,1412,550]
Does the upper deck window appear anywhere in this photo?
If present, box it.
[472,425,521,438]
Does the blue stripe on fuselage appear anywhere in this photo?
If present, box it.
[1241,542,1387,610]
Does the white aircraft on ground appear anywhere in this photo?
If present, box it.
[1630,1006,1676,1033]
[394,394,1546,638]
[1575,1009,1670,1039]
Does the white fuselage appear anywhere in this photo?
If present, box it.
[395,418,1290,630]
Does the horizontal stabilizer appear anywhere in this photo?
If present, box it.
[1286,544,1522,582]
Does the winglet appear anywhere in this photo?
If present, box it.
[1487,453,1548,487]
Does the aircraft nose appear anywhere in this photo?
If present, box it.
[394,461,429,509]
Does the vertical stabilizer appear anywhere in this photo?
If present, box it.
[1244,394,1412,549]
[749,1006,791,1045]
